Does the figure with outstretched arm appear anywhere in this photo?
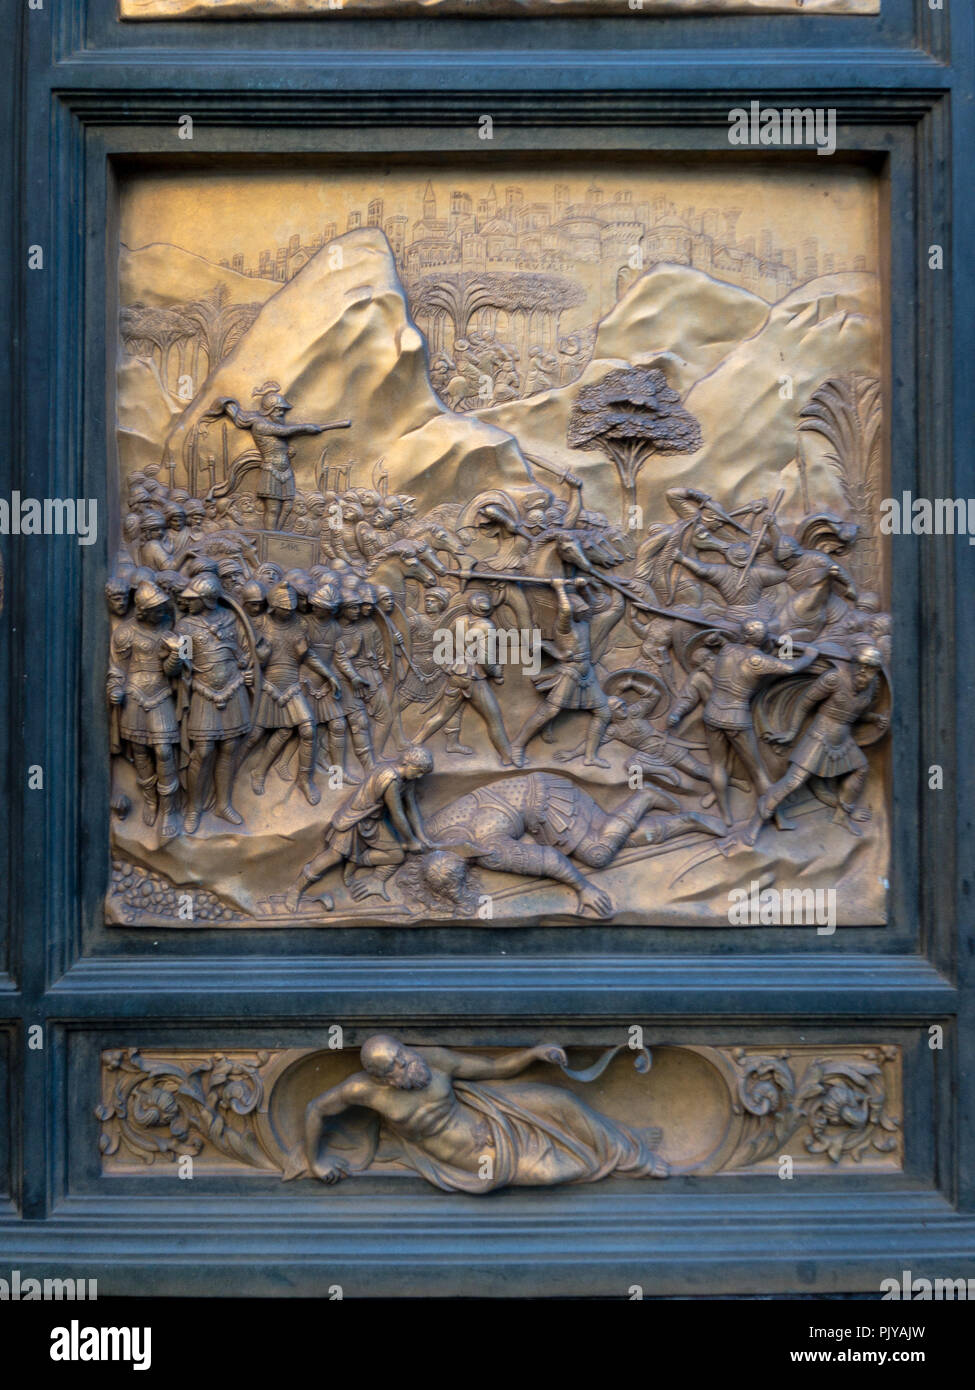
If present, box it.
[204,381,350,531]
[292,1034,668,1192]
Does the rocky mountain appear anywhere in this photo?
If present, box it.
[162,228,531,510]
[477,264,881,525]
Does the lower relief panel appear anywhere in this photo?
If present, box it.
[92,1036,907,1191]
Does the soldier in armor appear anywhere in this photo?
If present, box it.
[239,581,337,805]
[304,583,372,785]
[603,689,718,800]
[414,773,724,920]
[758,645,887,834]
[340,585,395,759]
[512,577,612,768]
[175,574,253,834]
[107,580,184,838]
[672,540,786,624]
[414,591,515,767]
[203,382,341,532]
[702,618,818,831]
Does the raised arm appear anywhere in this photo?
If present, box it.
[420,1043,567,1080]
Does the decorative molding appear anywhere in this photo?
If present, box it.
[119,0,880,20]
[97,1040,903,1188]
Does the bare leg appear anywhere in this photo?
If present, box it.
[285,846,342,912]
[511,700,559,765]
[705,726,734,827]
[414,692,465,746]
[345,846,407,901]
[367,687,394,757]
[469,681,514,766]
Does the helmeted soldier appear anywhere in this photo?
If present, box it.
[203,382,348,531]
[107,580,184,838]
[239,580,337,804]
[340,584,395,758]
[758,644,887,835]
[414,591,515,767]
[175,574,253,834]
[702,618,817,831]
[240,579,267,621]
[511,577,612,768]
[304,582,372,785]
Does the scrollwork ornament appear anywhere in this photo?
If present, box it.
[96,1048,271,1167]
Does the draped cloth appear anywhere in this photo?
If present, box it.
[308,1072,667,1193]
[396,1080,666,1193]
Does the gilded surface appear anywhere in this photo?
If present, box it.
[109,163,890,927]
[121,1,880,18]
[97,1040,903,1189]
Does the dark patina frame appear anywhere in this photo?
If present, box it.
[0,0,972,1295]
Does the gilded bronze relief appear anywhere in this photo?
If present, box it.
[109,165,890,927]
[97,1040,903,1190]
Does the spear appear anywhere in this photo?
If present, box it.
[461,565,862,662]
[730,487,785,597]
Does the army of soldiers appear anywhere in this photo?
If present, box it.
[108,452,890,878]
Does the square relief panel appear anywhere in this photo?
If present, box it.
[108,156,891,930]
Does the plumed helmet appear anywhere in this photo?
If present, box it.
[253,379,292,413]
[283,568,313,597]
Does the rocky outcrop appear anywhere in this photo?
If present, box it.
[162,229,532,509]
